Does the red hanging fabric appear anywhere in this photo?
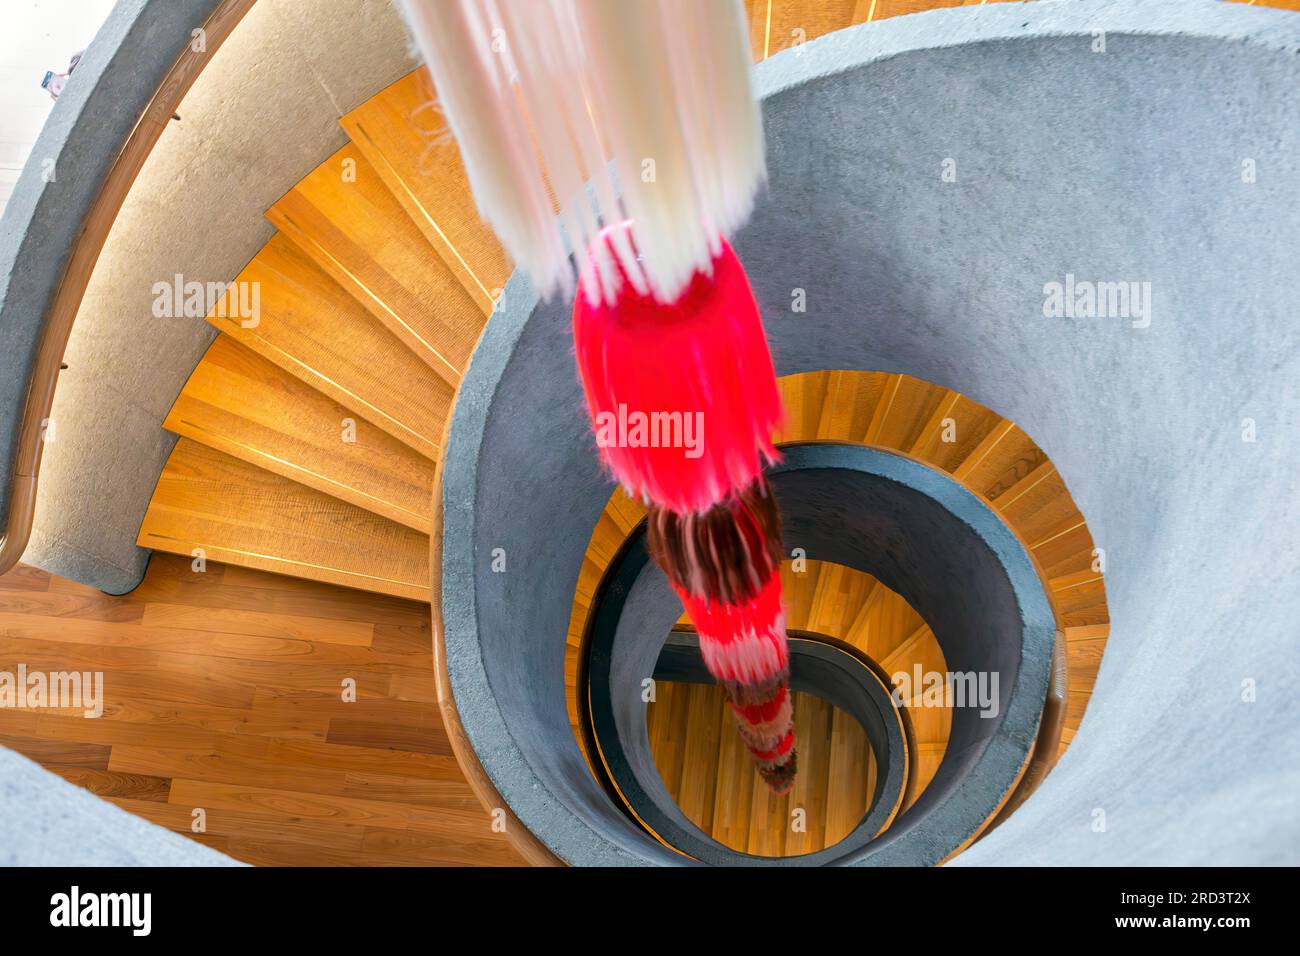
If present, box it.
[573,224,782,515]
[574,223,796,793]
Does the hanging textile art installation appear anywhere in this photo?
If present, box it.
[402,0,795,792]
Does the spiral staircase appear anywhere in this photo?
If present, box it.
[557,368,1107,860]
[2,0,1298,866]
[130,35,1110,859]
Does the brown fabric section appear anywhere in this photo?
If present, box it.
[757,749,798,795]
[724,671,796,794]
[646,476,783,606]
[723,668,788,709]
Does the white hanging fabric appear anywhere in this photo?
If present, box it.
[398,0,766,306]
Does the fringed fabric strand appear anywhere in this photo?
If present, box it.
[647,477,784,608]
[654,482,798,795]
[401,0,794,794]
[398,0,764,306]
[574,225,781,514]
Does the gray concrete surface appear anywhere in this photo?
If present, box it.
[0,0,224,578]
[442,0,1300,865]
[0,744,239,865]
[12,0,419,593]
[589,440,1052,865]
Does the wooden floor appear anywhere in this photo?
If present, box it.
[0,554,522,866]
[569,369,1111,849]
[649,683,878,857]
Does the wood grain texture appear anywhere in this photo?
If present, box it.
[0,556,521,866]
[137,439,429,602]
[647,682,874,857]
[206,234,451,461]
[647,560,942,857]
[746,0,859,59]
[267,144,483,387]
[341,71,510,316]
[167,335,436,533]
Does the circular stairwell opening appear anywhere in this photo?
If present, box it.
[438,239,1114,864]
[561,372,1111,862]
[643,606,937,859]
[577,442,1060,864]
[644,622,922,858]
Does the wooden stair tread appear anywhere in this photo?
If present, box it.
[267,143,484,386]
[957,422,1048,500]
[341,72,510,316]
[647,682,874,857]
[825,704,873,844]
[138,439,429,602]
[864,373,947,450]
[994,464,1085,545]
[741,0,860,60]
[166,335,436,534]
[1050,571,1108,628]
[205,234,450,461]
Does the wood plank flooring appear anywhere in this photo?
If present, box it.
[0,555,521,866]
[648,683,876,856]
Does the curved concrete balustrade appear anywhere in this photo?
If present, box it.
[442,0,1300,865]
[9,0,418,593]
[451,433,1052,865]
[585,440,1057,864]
[0,0,229,578]
[590,569,912,864]
[0,745,239,866]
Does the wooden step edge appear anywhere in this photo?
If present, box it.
[862,372,903,445]
[849,1,878,27]
[136,529,429,603]
[952,419,1015,483]
[162,408,434,536]
[1048,572,1111,629]
[341,114,498,318]
[202,308,442,462]
[1028,514,1089,551]
[265,206,465,391]
[842,578,882,644]
[1063,623,1111,643]
[1049,570,1106,593]
[991,459,1057,513]
[877,622,934,673]
[907,389,961,461]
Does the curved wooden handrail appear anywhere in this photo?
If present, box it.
[0,0,257,577]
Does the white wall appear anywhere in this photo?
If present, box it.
[0,0,115,216]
